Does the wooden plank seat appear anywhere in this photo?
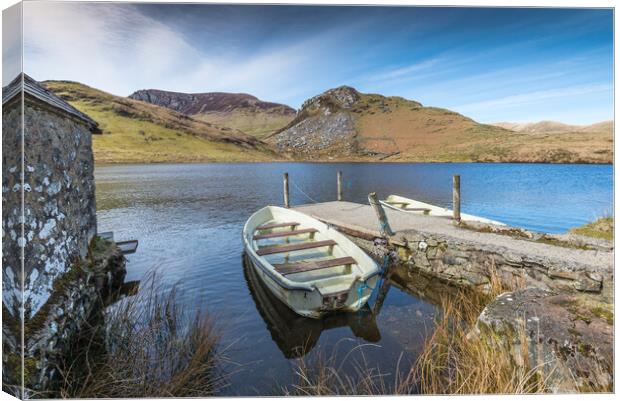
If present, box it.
[404,207,432,213]
[257,222,300,230]
[253,227,317,240]
[256,239,336,256]
[385,201,409,205]
[275,256,357,275]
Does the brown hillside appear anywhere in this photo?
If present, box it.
[494,120,613,135]
[267,86,612,163]
[43,81,278,163]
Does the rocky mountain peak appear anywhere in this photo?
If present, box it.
[300,85,361,113]
[128,89,295,115]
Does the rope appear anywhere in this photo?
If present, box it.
[356,254,392,308]
[357,281,372,309]
[289,179,320,204]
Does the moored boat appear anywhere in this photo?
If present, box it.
[242,206,381,318]
[242,253,380,358]
[380,194,505,225]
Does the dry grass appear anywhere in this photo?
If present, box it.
[570,217,613,241]
[55,273,225,398]
[195,109,294,139]
[410,292,548,394]
[409,260,551,394]
[286,262,555,396]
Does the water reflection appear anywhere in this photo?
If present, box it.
[94,162,612,395]
[243,254,380,359]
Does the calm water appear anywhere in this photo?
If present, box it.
[95,162,612,395]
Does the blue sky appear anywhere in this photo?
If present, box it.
[12,3,614,124]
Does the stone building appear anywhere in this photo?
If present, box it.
[2,74,125,395]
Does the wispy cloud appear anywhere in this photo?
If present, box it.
[453,83,612,113]
[366,57,443,82]
[22,2,372,107]
[23,3,200,95]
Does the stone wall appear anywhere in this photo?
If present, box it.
[342,229,612,303]
[23,237,125,395]
[21,100,98,319]
[2,99,24,394]
[2,95,126,397]
[399,232,612,302]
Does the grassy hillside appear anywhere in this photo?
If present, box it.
[194,109,294,139]
[269,87,613,163]
[43,81,279,164]
[41,81,612,164]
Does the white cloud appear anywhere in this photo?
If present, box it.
[21,2,361,106]
[23,2,201,95]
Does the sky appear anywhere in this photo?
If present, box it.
[4,2,614,124]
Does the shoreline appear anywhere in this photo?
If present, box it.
[94,159,614,167]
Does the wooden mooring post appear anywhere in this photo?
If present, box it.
[368,192,394,237]
[337,171,343,201]
[452,174,461,223]
[283,173,290,208]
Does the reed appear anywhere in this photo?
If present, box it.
[55,272,225,398]
[285,260,554,396]
[410,290,549,394]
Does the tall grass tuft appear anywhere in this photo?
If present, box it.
[410,290,549,394]
[56,272,225,398]
[410,259,553,394]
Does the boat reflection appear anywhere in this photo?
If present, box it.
[243,254,381,359]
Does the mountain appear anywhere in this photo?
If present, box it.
[266,86,613,163]
[43,81,278,164]
[494,120,613,135]
[128,89,296,139]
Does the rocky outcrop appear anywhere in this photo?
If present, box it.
[129,89,295,116]
[475,288,613,392]
[268,86,363,157]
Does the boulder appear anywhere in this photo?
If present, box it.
[474,287,613,392]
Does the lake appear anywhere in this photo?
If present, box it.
[94,162,612,395]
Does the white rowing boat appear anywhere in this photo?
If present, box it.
[243,206,381,319]
[242,254,380,358]
[379,194,505,225]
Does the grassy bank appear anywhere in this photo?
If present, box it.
[55,263,610,397]
[56,273,224,398]
[285,294,548,395]
[570,217,613,241]
[285,266,549,395]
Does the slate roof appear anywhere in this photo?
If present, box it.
[2,73,99,131]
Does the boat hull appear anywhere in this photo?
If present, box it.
[380,194,505,226]
[242,206,381,319]
[245,249,379,319]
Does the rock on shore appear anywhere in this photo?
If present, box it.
[475,287,613,392]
